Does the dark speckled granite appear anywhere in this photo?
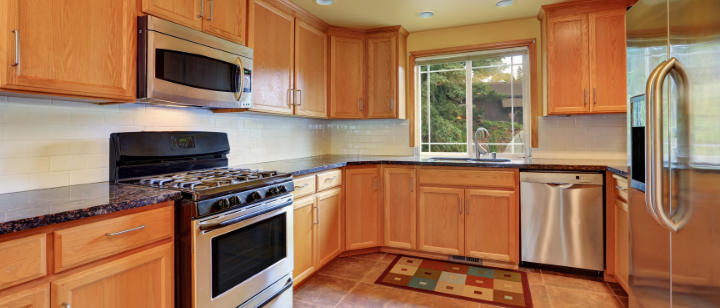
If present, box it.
[0,183,182,235]
[235,155,629,177]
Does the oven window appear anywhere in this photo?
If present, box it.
[156,49,238,92]
[211,212,287,298]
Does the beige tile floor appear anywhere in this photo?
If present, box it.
[293,252,629,308]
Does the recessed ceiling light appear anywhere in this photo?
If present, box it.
[495,0,515,7]
[417,11,435,18]
[316,0,333,5]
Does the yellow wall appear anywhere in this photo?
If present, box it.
[407,17,541,52]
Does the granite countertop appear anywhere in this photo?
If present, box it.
[237,155,629,177]
[0,183,182,235]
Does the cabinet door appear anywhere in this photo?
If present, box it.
[4,0,136,101]
[293,196,317,286]
[201,0,247,45]
[317,188,343,266]
[383,167,416,249]
[589,10,627,114]
[294,21,327,118]
[345,168,379,250]
[417,187,464,255]
[0,284,48,308]
[249,0,294,115]
[465,189,518,263]
[143,0,202,30]
[51,243,174,308]
[367,36,397,119]
[547,13,590,115]
[615,198,629,290]
[330,36,365,119]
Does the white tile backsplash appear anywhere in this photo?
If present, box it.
[532,114,627,160]
[329,119,415,156]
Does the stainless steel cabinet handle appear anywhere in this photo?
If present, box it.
[325,176,337,181]
[584,89,587,106]
[375,176,378,191]
[106,225,145,237]
[410,177,413,192]
[296,90,302,106]
[288,89,294,106]
[615,185,627,191]
[359,98,363,111]
[295,183,309,189]
[11,30,19,67]
[62,303,71,308]
[198,0,204,18]
[390,97,394,111]
[459,198,462,214]
[466,198,469,214]
[314,206,319,225]
[207,0,213,21]
[594,88,597,105]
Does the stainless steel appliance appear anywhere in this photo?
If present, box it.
[137,16,253,109]
[520,171,604,272]
[110,132,294,308]
[627,0,720,307]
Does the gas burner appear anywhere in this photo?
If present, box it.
[131,167,290,194]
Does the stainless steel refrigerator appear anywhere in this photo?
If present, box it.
[627,0,720,307]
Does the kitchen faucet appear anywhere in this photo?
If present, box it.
[474,127,497,159]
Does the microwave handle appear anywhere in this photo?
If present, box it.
[234,57,244,102]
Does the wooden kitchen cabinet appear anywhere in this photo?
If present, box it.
[1,0,136,101]
[345,167,380,250]
[367,35,397,118]
[329,35,365,119]
[0,234,46,290]
[539,0,631,115]
[383,167,417,250]
[51,242,174,308]
[201,0,248,45]
[316,188,342,266]
[465,189,518,263]
[615,198,629,290]
[417,187,465,256]
[142,0,203,30]
[293,196,318,286]
[294,21,328,118]
[0,284,48,308]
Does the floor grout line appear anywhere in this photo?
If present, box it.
[543,284,616,297]
[331,279,363,308]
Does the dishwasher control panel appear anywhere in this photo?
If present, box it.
[520,172,604,185]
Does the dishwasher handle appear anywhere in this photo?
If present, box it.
[546,183,574,189]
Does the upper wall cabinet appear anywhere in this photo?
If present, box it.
[0,0,137,101]
[539,0,633,116]
[328,26,408,120]
[142,0,247,45]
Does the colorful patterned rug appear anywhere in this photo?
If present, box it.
[375,255,533,308]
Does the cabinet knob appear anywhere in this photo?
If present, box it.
[62,303,71,308]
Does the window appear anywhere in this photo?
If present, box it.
[416,48,530,156]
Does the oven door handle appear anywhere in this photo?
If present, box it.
[256,277,293,308]
[198,199,292,232]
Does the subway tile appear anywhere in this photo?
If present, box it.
[50,125,88,140]
[52,100,90,109]
[7,96,51,108]
[31,108,72,124]
[0,175,30,194]
[104,113,134,126]
[86,126,117,139]
[4,157,50,175]
[87,154,109,168]
[28,172,70,190]
[69,140,105,155]
[50,155,87,171]
[69,110,105,125]
[5,124,50,141]
[0,141,31,158]
[0,106,33,123]
[70,169,105,185]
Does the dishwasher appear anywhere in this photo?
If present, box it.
[520,171,604,272]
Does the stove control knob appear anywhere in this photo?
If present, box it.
[229,196,241,206]
[217,198,231,209]
[247,191,262,203]
[267,187,279,197]
[278,186,288,194]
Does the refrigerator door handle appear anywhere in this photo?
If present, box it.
[645,60,667,227]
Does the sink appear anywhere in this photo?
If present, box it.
[429,157,512,163]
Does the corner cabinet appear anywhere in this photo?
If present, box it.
[539,0,630,115]
[345,167,380,250]
[328,26,408,119]
[1,0,136,101]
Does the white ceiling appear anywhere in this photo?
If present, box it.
[289,0,574,32]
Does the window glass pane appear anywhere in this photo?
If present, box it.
[471,64,524,154]
[420,66,428,72]
[430,62,466,71]
[472,56,511,68]
[426,68,467,153]
[421,72,429,144]
[431,144,467,152]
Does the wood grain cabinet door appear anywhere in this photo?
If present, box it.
[294,21,327,118]
[589,10,627,114]
[316,188,343,266]
[330,36,365,119]
[383,167,416,250]
[345,168,379,250]
[201,0,247,45]
[3,0,136,101]
[51,243,174,308]
[615,198,629,290]
[0,284,49,308]
[293,196,318,286]
[142,0,203,30]
[248,0,294,115]
[367,35,397,119]
[0,234,46,291]
[464,189,518,263]
[417,187,465,256]
[547,13,590,115]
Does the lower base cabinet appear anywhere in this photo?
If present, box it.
[417,187,465,256]
[0,284,48,308]
[345,168,380,250]
[615,198,629,289]
[51,242,174,308]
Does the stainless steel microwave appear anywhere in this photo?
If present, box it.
[137,16,253,109]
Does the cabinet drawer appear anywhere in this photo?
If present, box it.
[54,206,173,272]
[418,168,516,188]
[0,234,47,290]
[613,175,628,201]
[317,170,342,191]
[293,175,317,199]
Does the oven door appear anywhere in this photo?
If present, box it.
[142,18,253,109]
[193,196,293,308]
